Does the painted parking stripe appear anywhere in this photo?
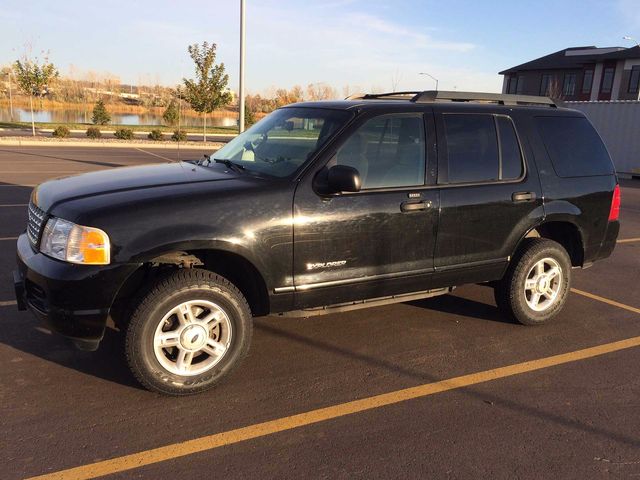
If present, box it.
[0,203,28,207]
[0,300,17,307]
[617,237,640,244]
[571,288,640,315]
[0,236,18,241]
[26,335,640,480]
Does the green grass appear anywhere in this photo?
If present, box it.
[0,121,238,135]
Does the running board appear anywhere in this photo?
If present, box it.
[279,287,455,318]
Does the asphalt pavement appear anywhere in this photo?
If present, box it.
[0,145,639,480]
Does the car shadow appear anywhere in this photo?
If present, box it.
[407,290,519,325]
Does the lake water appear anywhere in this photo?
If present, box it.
[0,107,238,127]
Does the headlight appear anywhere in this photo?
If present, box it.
[40,218,110,265]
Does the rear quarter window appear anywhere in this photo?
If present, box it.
[535,116,614,177]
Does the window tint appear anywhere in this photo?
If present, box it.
[444,114,499,183]
[497,117,523,179]
[536,116,614,177]
[335,114,425,189]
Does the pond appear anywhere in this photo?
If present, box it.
[0,107,238,127]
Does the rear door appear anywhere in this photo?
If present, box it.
[433,108,544,279]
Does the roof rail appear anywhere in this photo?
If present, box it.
[345,91,421,100]
[345,90,561,107]
[413,90,560,107]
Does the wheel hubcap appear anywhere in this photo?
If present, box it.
[153,300,232,376]
[524,257,563,312]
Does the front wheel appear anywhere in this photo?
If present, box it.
[494,238,572,325]
[125,269,252,395]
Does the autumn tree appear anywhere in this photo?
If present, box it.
[182,42,232,141]
[13,52,58,135]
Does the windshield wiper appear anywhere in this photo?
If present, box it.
[213,158,245,173]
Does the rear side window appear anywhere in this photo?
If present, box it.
[443,114,523,184]
[536,116,614,177]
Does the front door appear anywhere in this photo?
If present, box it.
[292,111,439,309]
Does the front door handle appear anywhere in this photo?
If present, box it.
[401,201,430,212]
[512,191,536,202]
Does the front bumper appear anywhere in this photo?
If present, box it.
[15,233,138,348]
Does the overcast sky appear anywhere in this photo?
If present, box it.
[1,0,639,95]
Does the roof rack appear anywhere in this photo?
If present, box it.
[346,90,561,108]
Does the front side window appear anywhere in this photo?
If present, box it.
[334,114,425,189]
[444,114,523,184]
[212,107,352,177]
[628,66,640,94]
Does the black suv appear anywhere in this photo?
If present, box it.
[14,91,620,395]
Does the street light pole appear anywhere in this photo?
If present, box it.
[239,0,246,133]
[419,72,439,91]
[623,35,640,47]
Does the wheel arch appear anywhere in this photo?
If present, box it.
[110,244,271,330]
[516,220,585,267]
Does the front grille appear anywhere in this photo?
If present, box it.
[27,201,47,248]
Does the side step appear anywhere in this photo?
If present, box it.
[279,287,455,318]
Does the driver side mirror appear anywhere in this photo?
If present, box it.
[327,165,361,193]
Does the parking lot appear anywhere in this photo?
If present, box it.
[1,145,639,480]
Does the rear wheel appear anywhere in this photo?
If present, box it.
[494,238,571,325]
[125,269,252,395]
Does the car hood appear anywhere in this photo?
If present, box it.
[32,161,239,212]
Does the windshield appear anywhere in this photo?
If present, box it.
[211,107,352,177]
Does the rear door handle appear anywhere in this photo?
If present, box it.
[401,201,430,212]
[512,191,536,202]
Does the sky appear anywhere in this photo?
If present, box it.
[1,0,639,95]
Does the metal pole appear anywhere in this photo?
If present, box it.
[239,0,246,133]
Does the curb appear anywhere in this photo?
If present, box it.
[0,139,224,149]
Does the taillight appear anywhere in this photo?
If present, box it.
[608,184,621,222]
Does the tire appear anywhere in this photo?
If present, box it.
[494,238,572,326]
[125,269,252,395]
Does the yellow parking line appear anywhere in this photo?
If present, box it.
[571,288,640,315]
[0,236,18,241]
[0,300,17,307]
[27,335,640,480]
[617,237,640,244]
[0,203,28,207]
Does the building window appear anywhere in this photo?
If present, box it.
[516,75,524,94]
[582,70,594,94]
[563,73,577,96]
[628,66,640,94]
[600,67,615,94]
[540,74,551,96]
[507,75,518,94]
